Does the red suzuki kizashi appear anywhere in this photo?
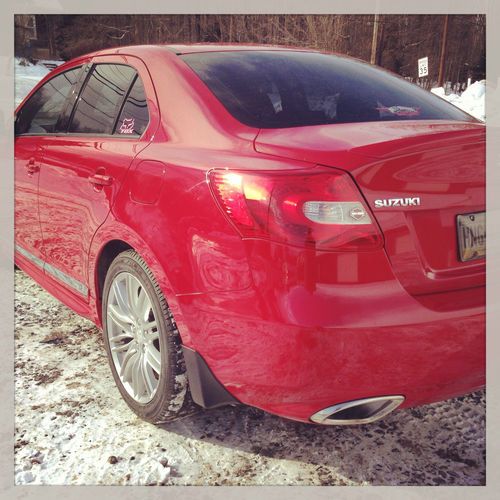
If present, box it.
[15,44,485,425]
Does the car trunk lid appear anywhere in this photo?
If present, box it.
[255,120,485,295]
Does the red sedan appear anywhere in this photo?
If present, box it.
[14,44,485,425]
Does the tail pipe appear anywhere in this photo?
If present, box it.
[310,396,405,425]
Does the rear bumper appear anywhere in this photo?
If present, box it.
[176,245,485,424]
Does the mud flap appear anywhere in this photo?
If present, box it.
[182,346,240,409]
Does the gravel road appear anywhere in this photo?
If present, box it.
[14,269,486,486]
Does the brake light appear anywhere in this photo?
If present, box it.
[209,167,383,251]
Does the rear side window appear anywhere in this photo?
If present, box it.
[16,67,81,135]
[69,64,135,134]
[181,51,476,128]
[114,75,149,136]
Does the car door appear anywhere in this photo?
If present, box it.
[14,66,83,277]
[37,56,157,298]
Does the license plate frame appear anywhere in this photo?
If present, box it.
[457,211,486,262]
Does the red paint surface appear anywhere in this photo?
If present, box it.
[15,45,485,423]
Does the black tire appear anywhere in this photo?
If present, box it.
[102,249,196,424]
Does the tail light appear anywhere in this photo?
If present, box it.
[208,166,383,251]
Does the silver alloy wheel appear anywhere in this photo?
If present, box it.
[106,271,161,404]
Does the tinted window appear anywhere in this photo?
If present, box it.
[16,68,81,135]
[114,75,149,136]
[181,51,476,128]
[69,64,135,134]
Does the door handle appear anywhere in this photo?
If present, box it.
[89,173,113,187]
[25,158,39,175]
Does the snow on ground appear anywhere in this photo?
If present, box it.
[14,269,486,486]
[431,81,486,122]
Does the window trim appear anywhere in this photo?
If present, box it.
[16,62,152,140]
[111,73,150,138]
[111,73,138,135]
[62,63,93,133]
[66,63,149,139]
[15,65,84,137]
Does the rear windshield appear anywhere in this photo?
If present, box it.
[181,51,475,128]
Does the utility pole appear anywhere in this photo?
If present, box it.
[370,14,379,64]
[438,14,449,87]
[44,15,56,59]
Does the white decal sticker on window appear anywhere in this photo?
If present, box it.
[376,105,421,117]
[119,117,135,134]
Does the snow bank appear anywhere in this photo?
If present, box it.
[15,58,63,107]
[431,80,485,122]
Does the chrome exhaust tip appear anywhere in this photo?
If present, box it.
[310,395,405,425]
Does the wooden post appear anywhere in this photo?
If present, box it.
[44,15,56,59]
[370,14,379,64]
[438,15,449,87]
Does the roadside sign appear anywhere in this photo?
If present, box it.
[418,57,429,78]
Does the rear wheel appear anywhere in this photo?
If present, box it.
[102,250,195,423]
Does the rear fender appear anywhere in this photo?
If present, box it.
[87,219,192,346]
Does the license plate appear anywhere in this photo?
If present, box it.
[457,212,486,262]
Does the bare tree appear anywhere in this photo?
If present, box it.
[19,14,484,83]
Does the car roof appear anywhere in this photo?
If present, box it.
[164,43,318,54]
[78,43,319,60]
